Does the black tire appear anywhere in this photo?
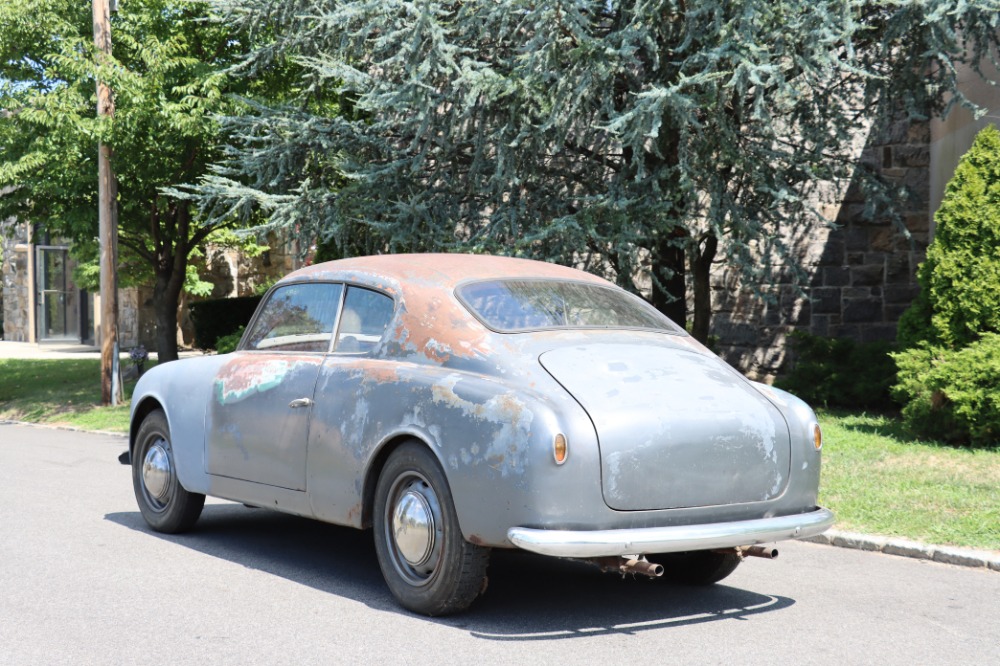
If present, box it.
[132,409,205,533]
[655,550,742,585]
[373,442,490,616]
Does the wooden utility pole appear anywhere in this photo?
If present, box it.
[93,0,123,406]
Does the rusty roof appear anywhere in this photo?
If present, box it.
[282,253,611,289]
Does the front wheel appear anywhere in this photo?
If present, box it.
[132,409,205,533]
[373,442,490,616]
[654,550,742,585]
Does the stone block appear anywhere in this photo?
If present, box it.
[860,324,898,342]
[810,287,841,314]
[851,264,884,287]
[843,287,874,299]
[905,213,930,234]
[831,532,886,552]
[893,145,930,167]
[882,539,934,560]
[845,227,869,251]
[818,240,845,266]
[847,252,866,266]
[843,298,883,323]
[823,266,851,287]
[933,547,991,568]
[870,228,904,253]
[884,284,920,304]
[830,324,861,339]
[885,254,914,283]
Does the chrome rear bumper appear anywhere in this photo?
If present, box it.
[507,507,835,558]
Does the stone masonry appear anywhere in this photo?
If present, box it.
[712,116,930,382]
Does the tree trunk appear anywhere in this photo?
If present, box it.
[152,268,183,363]
[690,232,718,344]
[650,236,688,328]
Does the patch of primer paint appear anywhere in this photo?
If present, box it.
[430,374,534,477]
[214,359,293,405]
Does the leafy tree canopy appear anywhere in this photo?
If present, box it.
[193,0,1000,341]
[0,0,277,360]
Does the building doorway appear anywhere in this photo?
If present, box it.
[35,246,80,341]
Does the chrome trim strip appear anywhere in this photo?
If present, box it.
[507,507,835,558]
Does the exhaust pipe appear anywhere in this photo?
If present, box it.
[743,545,779,559]
[587,555,664,578]
[714,545,780,559]
[621,557,664,577]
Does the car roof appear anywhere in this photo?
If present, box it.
[280,253,611,291]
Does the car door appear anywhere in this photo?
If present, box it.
[206,282,343,491]
[306,285,397,522]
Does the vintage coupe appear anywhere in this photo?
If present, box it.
[127,254,833,615]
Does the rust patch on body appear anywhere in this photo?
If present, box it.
[279,254,612,365]
[213,355,322,405]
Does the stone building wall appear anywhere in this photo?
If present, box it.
[1,220,30,342]
[712,117,930,382]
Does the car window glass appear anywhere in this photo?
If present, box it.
[244,283,344,352]
[458,279,683,334]
[334,287,395,354]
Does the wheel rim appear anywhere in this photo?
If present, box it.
[384,472,444,586]
[140,436,174,513]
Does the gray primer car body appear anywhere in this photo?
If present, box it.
[129,254,831,557]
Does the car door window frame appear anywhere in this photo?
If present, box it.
[240,281,345,354]
[331,284,397,356]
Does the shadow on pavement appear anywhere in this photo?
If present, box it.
[106,503,795,638]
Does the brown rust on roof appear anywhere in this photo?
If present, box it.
[284,253,610,289]
[284,254,610,365]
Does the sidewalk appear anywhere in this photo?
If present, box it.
[0,341,203,360]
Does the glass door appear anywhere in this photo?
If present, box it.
[36,246,79,341]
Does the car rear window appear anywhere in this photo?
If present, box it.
[457,279,684,334]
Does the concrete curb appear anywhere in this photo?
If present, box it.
[804,529,1000,573]
[0,419,127,439]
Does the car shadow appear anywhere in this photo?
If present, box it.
[105,503,795,638]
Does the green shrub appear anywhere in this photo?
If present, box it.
[898,124,1000,348]
[214,326,246,354]
[776,331,897,410]
[188,295,262,350]
[892,334,1000,447]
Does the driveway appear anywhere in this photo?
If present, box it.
[2,423,998,665]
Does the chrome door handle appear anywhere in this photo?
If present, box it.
[288,398,314,409]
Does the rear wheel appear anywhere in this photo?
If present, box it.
[655,550,742,585]
[373,442,490,616]
[132,409,205,533]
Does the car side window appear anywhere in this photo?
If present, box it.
[244,283,344,352]
[334,286,395,354]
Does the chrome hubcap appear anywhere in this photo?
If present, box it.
[142,440,172,504]
[392,490,434,565]
[385,473,444,585]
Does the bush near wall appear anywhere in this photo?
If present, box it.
[775,331,897,410]
[893,125,1000,445]
[188,295,262,350]
[892,335,1000,448]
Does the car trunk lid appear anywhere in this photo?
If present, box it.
[539,343,791,511]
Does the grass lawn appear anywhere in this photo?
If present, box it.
[1,358,997,550]
[819,410,1000,551]
[0,358,141,433]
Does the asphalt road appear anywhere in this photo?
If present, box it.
[2,423,998,665]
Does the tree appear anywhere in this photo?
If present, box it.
[194,1,1000,341]
[0,0,265,361]
[898,124,1000,349]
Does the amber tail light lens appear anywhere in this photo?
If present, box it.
[553,434,568,464]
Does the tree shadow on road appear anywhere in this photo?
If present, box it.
[106,503,795,639]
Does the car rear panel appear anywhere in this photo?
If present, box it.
[539,343,791,511]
